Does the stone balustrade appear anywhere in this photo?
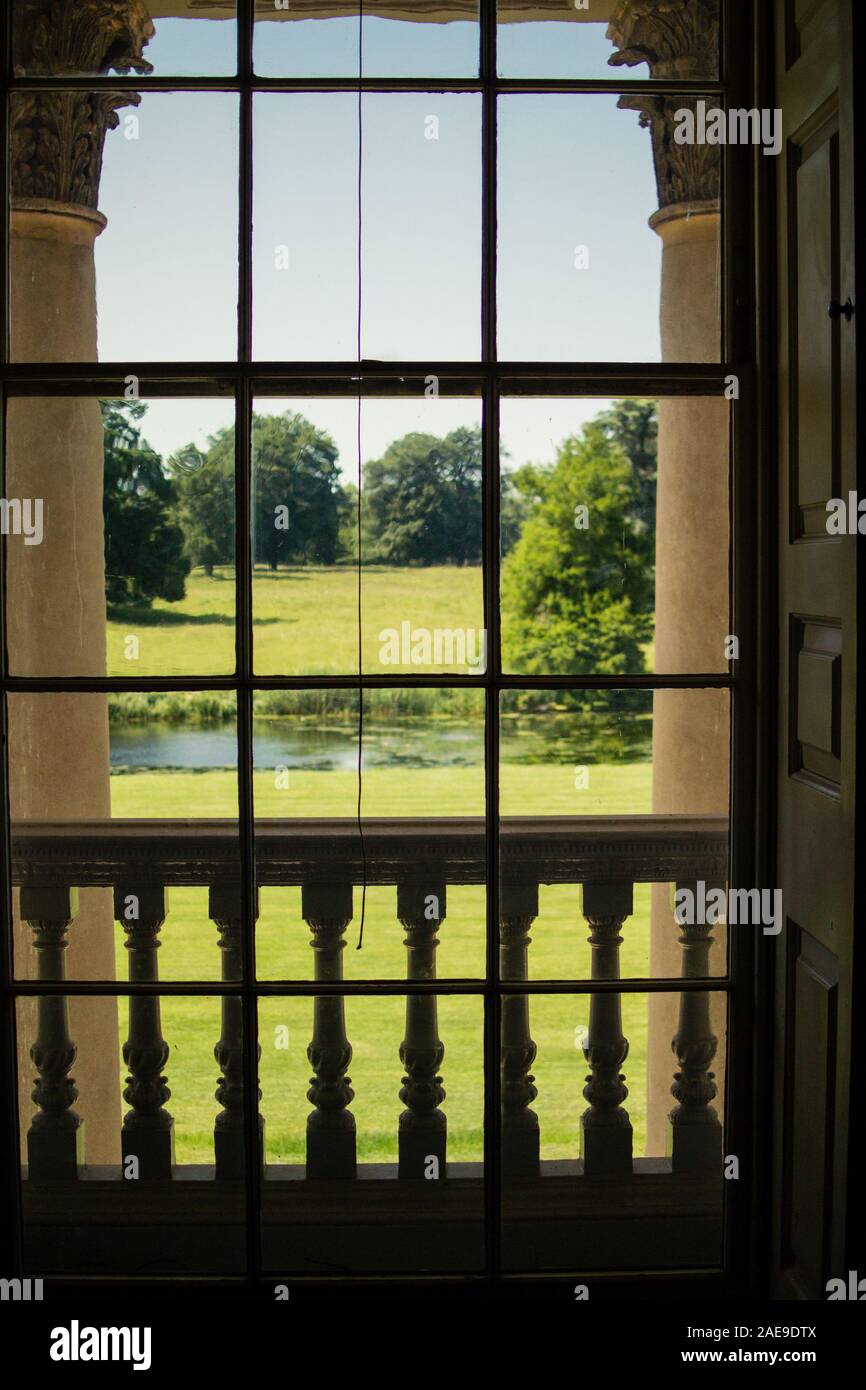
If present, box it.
[13,814,728,1184]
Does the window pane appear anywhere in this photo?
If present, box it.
[11,1,237,76]
[9,691,240,982]
[254,2,479,78]
[500,396,730,676]
[18,995,248,1274]
[500,992,726,1271]
[497,94,722,362]
[10,93,239,363]
[253,95,481,362]
[499,689,731,980]
[254,689,486,981]
[497,0,720,81]
[4,395,236,677]
[252,395,484,676]
[260,994,484,1272]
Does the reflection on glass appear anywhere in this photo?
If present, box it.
[497,0,720,81]
[500,396,730,675]
[497,94,721,363]
[259,995,484,1272]
[18,995,247,1274]
[12,0,237,76]
[501,992,726,1271]
[254,689,486,981]
[253,95,481,362]
[252,396,484,675]
[4,396,236,678]
[254,2,479,78]
[499,689,730,980]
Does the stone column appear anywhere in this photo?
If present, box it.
[9,0,154,1165]
[608,0,728,1156]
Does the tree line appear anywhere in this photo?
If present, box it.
[102,397,657,674]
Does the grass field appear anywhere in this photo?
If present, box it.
[107,565,484,676]
[93,564,682,1168]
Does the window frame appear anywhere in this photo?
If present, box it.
[0,0,767,1297]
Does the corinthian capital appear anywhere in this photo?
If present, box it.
[607,0,719,80]
[11,0,155,213]
[607,0,721,211]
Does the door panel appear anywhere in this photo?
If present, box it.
[772,0,856,1300]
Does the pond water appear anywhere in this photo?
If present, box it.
[109,716,651,771]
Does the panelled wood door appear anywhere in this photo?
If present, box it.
[771,0,857,1300]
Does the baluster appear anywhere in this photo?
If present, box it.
[500,881,540,1177]
[209,884,262,1180]
[22,887,83,1179]
[669,879,723,1172]
[397,878,447,1179]
[115,885,174,1179]
[579,882,633,1176]
[302,879,356,1179]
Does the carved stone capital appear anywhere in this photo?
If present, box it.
[607,0,719,80]
[11,1,155,213]
[607,1,721,210]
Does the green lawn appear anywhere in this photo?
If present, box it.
[107,565,484,676]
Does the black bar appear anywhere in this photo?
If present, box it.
[0,361,738,385]
[0,673,736,691]
[5,77,727,96]
[6,978,732,996]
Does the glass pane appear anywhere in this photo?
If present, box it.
[259,995,484,1272]
[497,1,720,80]
[497,94,722,362]
[18,995,247,1274]
[500,991,726,1271]
[4,395,236,677]
[253,95,481,362]
[254,2,479,78]
[254,689,486,981]
[500,396,730,676]
[499,689,731,980]
[9,691,239,981]
[252,395,484,675]
[12,0,237,75]
[10,94,239,363]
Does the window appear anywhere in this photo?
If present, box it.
[1,0,758,1295]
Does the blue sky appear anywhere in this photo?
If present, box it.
[92,10,668,474]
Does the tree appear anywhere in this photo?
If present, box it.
[101,400,189,609]
[171,436,234,577]
[594,398,658,533]
[173,411,345,573]
[362,426,483,565]
[501,420,655,676]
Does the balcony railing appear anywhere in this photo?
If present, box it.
[12,815,729,1273]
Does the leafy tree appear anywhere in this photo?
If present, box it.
[171,437,234,577]
[101,400,189,610]
[173,411,344,573]
[362,426,483,565]
[253,412,343,569]
[594,398,658,533]
[501,420,655,676]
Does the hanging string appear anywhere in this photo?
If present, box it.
[355,0,367,949]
